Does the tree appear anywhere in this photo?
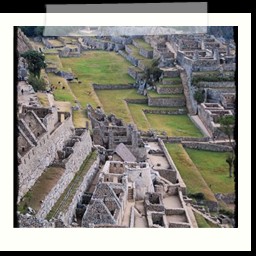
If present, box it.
[21,50,46,78]
[194,89,205,104]
[218,115,235,178]
[143,58,162,86]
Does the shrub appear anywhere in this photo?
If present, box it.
[194,90,205,104]
[28,75,46,92]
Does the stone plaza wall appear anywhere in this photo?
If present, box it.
[128,67,144,80]
[139,48,153,59]
[118,50,139,66]
[148,96,185,107]
[36,130,92,219]
[60,156,100,225]
[182,142,233,152]
[143,108,186,115]
[18,116,73,202]
[157,86,183,95]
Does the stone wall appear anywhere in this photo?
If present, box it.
[169,222,190,228]
[92,83,134,90]
[165,208,185,215]
[118,50,139,66]
[55,70,74,80]
[158,139,186,194]
[197,81,235,88]
[125,98,148,104]
[164,136,210,143]
[163,69,180,78]
[139,48,153,59]
[18,116,73,201]
[182,142,233,152]
[36,130,92,219]
[207,88,236,102]
[143,108,186,115]
[148,96,185,107]
[157,86,183,95]
[128,67,144,80]
[60,156,100,225]
[157,169,177,184]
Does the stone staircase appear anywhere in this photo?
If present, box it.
[128,188,134,201]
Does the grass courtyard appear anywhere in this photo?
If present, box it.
[96,89,145,124]
[185,148,235,194]
[166,143,234,200]
[61,51,134,85]
[146,114,203,137]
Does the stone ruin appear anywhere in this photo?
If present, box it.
[87,104,147,162]
[198,103,234,139]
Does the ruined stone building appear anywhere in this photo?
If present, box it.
[80,137,194,228]
[87,104,147,162]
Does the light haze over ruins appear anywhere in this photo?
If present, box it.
[16,26,236,228]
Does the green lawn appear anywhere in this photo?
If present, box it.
[162,77,182,85]
[194,212,219,228]
[147,90,185,98]
[96,89,145,124]
[146,114,203,137]
[185,148,235,194]
[61,51,134,84]
[128,104,151,131]
[47,73,76,104]
[165,143,216,201]
[128,103,184,131]
[60,51,135,109]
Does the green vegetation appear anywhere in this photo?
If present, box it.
[185,148,234,194]
[192,71,235,84]
[128,104,186,131]
[96,89,145,124]
[28,74,46,92]
[147,114,202,137]
[61,51,134,84]
[60,51,135,109]
[147,90,184,98]
[218,115,236,178]
[133,38,153,51]
[194,89,205,104]
[162,77,181,85]
[21,50,46,78]
[194,212,219,228]
[20,26,44,37]
[165,143,215,201]
[47,73,76,104]
[18,167,65,213]
[47,151,97,220]
[128,104,151,131]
